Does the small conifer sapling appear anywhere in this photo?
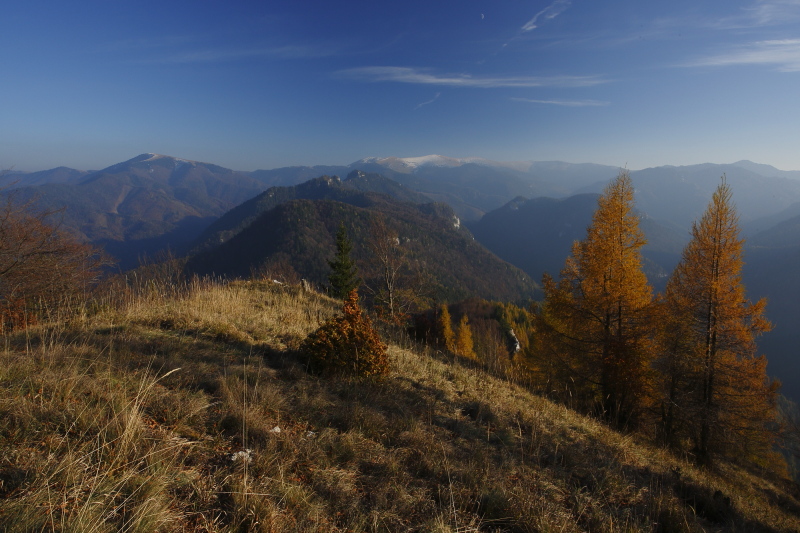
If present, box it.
[328,222,361,299]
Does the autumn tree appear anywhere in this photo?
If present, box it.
[455,313,476,360]
[0,190,105,331]
[437,304,455,352]
[534,170,653,428]
[657,178,778,465]
[327,222,360,299]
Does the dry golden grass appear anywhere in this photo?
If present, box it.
[1,278,798,532]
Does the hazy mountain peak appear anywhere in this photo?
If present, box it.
[731,160,783,176]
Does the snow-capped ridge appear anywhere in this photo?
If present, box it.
[141,153,197,166]
[353,155,531,173]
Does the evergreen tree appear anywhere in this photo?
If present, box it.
[534,170,653,427]
[455,313,476,360]
[437,304,456,352]
[658,178,778,465]
[328,223,360,299]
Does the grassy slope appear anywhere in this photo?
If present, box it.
[1,280,798,532]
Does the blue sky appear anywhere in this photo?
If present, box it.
[3,0,800,172]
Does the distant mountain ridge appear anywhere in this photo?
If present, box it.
[731,159,800,180]
[8,153,267,269]
[625,164,800,229]
[1,166,90,187]
[15,153,800,227]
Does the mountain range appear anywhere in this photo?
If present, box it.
[7,152,800,400]
[7,154,267,269]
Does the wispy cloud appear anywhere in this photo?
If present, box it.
[511,97,609,107]
[522,0,571,32]
[707,0,800,29]
[687,39,800,71]
[336,66,607,88]
[415,92,441,110]
[746,0,800,26]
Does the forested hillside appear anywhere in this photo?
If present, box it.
[187,195,536,304]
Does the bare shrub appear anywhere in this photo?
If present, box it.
[0,189,106,331]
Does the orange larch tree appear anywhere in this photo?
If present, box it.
[455,313,476,360]
[534,170,654,428]
[437,304,456,352]
[657,178,778,465]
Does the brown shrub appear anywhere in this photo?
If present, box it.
[0,189,107,331]
[302,289,388,377]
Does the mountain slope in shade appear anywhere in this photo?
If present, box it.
[748,213,800,249]
[743,201,800,236]
[193,170,431,252]
[11,154,266,269]
[467,194,599,284]
[741,217,800,403]
[622,164,800,229]
[467,194,687,291]
[743,245,800,403]
[187,195,536,304]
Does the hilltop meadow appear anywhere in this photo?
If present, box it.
[1,275,798,532]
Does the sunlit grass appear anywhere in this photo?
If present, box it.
[1,278,798,532]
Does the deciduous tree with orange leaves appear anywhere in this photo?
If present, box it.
[436,304,455,352]
[656,178,779,466]
[455,313,476,360]
[534,170,654,428]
